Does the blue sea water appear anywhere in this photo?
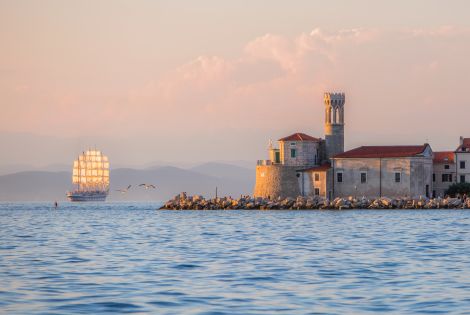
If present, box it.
[1,203,470,314]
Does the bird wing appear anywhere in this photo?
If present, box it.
[127,185,132,190]
[138,184,145,187]
[150,185,156,189]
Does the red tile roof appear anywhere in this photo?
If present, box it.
[433,151,455,164]
[278,133,320,142]
[456,138,470,152]
[333,145,429,159]
[298,163,331,172]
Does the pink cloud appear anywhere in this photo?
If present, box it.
[2,27,470,153]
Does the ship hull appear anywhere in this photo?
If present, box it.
[66,191,108,202]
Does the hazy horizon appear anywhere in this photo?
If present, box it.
[1,0,470,169]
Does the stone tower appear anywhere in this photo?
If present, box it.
[324,92,345,160]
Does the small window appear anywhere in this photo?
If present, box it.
[314,173,320,181]
[442,174,453,182]
[444,165,450,170]
[433,173,436,182]
[361,172,367,183]
[461,175,466,183]
[461,161,466,169]
[337,173,343,183]
[290,149,296,158]
[290,142,296,146]
[395,172,401,183]
[314,188,320,196]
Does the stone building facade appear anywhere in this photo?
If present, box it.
[253,91,465,200]
[331,145,434,199]
[432,151,455,197]
[253,92,344,199]
[324,92,345,159]
[432,137,470,197]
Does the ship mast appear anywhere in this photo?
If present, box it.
[77,155,80,191]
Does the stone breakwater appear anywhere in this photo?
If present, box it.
[160,192,470,210]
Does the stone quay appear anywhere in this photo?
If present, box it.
[159,192,470,210]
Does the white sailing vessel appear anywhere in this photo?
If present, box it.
[66,149,110,202]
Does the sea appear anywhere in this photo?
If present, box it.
[1,202,470,314]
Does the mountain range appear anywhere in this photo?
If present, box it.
[0,162,255,202]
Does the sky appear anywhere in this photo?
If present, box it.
[1,0,470,168]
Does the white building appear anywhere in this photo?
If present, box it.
[456,137,470,184]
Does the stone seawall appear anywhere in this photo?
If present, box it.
[253,165,300,199]
[160,192,470,210]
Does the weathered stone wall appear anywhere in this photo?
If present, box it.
[253,165,301,199]
[410,158,433,198]
[325,124,344,160]
[279,140,319,167]
[381,159,412,198]
[300,169,333,198]
[333,157,433,199]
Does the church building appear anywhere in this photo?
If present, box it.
[254,92,438,200]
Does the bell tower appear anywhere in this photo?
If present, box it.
[324,92,345,160]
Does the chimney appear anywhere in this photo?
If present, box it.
[460,136,464,146]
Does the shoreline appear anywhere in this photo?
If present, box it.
[160,192,470,210]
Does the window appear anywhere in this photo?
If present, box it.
[433,173,436,182]
[442,174,453,182]
[395,172,401,183]
[290,142,296,146]
[361,172,367,183]
[314,173,320,181]
[461,161,466,169]
[314,188,320,196]
[337,173,343,183]
[290,149,296,158]
[461,175,466,183]
[444,164,450,170]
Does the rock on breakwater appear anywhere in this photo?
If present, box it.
[159,192,470,210]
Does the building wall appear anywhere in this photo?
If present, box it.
[332,157,433,198]
[433,162,456,197]
[410,158,433,197]
[253,165,301,199]
[456,152,470,183]
[325,124,344,160]
[300,170,332,198]
[279,140,319,167]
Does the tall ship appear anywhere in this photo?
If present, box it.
[66,149,110,202]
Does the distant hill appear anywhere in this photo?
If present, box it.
[0,163,255,202]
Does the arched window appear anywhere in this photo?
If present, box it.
[335,107,341,124]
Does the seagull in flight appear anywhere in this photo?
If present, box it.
[139,184,156,190]
[116,185,132,194]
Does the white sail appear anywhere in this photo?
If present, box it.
[71,149,110,191]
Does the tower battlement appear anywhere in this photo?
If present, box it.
[324,91,345,159]
[324,92,345,107]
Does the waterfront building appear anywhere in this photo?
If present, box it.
[331,145,433,199]
[456,137,470,184]
[431,137,470,197]
[254,92,344,199]
[432,151,456,197]
[253,92,443,200]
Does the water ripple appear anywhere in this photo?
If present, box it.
[2,203,470,314]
